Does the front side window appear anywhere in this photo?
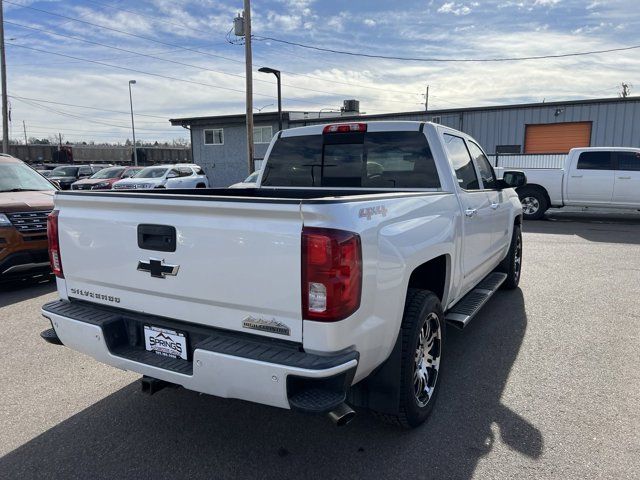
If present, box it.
[468,141,497,189]
[122,168,142,178]
[616,151,640,171]
[51,166,79,177]
[254,126,273,144]
[91,167,125,179]
[135,167,168,178]
[204,128,224,145]
[443,134,479,190]
[577,151,612,170]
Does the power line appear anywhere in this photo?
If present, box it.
[5,20,424,108]
[12,97,179,132]
[4,0,246,65]
[7,42,309,104]
[4,0,425,100]
[5,21,422,107]
[255,36,640,63]
[99,0,422,98]
[9,94,170,119]
[6,47,186,66]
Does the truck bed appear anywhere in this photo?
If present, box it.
[57,188,439,202]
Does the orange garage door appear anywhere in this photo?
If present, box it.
[524,122,592,154]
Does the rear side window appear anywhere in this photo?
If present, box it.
[260,131,440,188]
[577,151,613,170]
[443,134,479,190]
[616,151,640,171]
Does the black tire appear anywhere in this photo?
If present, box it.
[196,183,206,188]
[379,289,445,428]
[497,224,522,290]
[518,186,548,220]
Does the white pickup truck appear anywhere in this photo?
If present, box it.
[41,121,525,428]
[505,147,640,220]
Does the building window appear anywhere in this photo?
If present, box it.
[204,129,224,145]
[496,145,521,154]
[431,116,441,124]
[254,126,273,144]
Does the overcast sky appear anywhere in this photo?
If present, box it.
[5,0,639,143]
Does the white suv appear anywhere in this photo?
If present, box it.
[113,164,209,190]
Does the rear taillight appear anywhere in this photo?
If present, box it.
[47,210,63,278]
[322,123,367,134]
[302,227,362,322]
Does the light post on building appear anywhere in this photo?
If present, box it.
[258,67,282,132]
[128,80,138,166]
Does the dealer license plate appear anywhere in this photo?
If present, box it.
[144,325,188,360]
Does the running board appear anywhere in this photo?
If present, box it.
[445,272,507,329]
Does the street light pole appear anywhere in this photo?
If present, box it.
[258,67,282,132]
[128,80,138,166]
[0,0,9,153]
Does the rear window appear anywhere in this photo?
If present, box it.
[260,131,440,188]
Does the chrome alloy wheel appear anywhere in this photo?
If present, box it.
[521,196,540,216]
[414,312,442,407]
[514,230,522,282]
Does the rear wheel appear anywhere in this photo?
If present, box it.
[377,289,444,428]
[497,224,522,289]
[196,183,206,188]
[518,186,548,220]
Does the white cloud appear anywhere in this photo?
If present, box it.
[363,19,377,27]
[438,2,473,16]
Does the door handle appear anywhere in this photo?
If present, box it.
[570,175,583,178]
[491,203,499,209]
[465,208,478,218]
[618,176,631,180]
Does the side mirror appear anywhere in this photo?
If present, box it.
[497,170,527,189]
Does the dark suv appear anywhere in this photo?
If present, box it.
[48,165,103,190]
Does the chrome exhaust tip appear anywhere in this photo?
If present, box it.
[327,403,356,426]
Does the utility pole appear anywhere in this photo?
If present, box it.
[128,80,138,166]
[243,0,254,174]
[424,85,429,112]
[0,0,9,153]
[22,120,28,161]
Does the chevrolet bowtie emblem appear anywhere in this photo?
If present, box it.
[137,259,180,278]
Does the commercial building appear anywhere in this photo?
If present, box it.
[170,96,640,187]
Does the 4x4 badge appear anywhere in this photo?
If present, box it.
[137,259,180,278]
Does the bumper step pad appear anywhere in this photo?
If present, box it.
[40,327,63,345]
[445,272,507,329]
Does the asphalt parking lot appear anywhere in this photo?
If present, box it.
[1,211,639,480]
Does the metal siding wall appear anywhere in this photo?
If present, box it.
[188,99,640,182]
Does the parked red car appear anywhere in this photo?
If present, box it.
[71,166,143,190]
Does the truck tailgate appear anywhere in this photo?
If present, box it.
[56,194,304,342]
